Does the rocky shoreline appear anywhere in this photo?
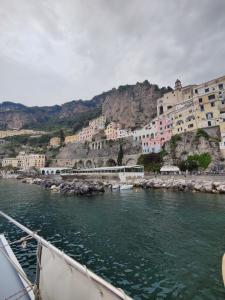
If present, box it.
[21,177,105,195]
[132,177,225,194]
[18,176,225,195]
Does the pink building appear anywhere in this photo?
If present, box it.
[141,117,172,153]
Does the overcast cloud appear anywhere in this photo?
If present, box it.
[0,0,225,106]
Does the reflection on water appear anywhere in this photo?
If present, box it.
[0,180,225,299]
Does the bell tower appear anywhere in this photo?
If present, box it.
[175,79,182,90]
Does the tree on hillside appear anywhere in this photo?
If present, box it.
[59,129,65,146]
[117,144,124,166]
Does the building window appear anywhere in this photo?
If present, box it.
[208,121,211,126]
[211,102,215,107]
[206,112,213,119]
[200,105,204,111]
[159,106,163,115]
[208,94,215,100]
[195,89,198,94]
[199,98,203,103]
[188,124,194,128]
[205,88,209,93]
[219,83,224,90]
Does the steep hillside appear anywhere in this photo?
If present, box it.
[102,81,170,129]
[0,81,171,131]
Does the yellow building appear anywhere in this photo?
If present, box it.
[65,135,78,144]
[160,76,225,140]
[157,79,196,116]
[2,158,19,168]
[0,129,46,139]
[2,152,45,170]
[166,99,197,135]
[193,75,225,130]
[49,137,61,147]
[104,122,121,140]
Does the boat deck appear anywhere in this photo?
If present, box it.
[0,234,33,300]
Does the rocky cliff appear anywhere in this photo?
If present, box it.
[0,81,171,131]
[163,128,224,171]
[102,81,168,129]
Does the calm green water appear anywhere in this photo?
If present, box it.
[0,180,225,299]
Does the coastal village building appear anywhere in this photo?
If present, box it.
[133,117,172,153]
[68,116,107,143]
[117,129,132,139]
[157,79,195,117]
[49,137,61,147]
[89,115,106,130]
[156,75,225,157]
[2,152,45,170]
[105,122,121,140]
[166,99,197,135]
[78,126,96,142]
[2,158,19,168]
[65,135,78,144]
[193,76,225,129]
[0,129,46,139]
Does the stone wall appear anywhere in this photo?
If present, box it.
[50,137,141,168]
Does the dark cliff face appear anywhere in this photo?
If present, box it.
[0,81,171,131]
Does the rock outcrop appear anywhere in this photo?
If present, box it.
[163,129,223,171]
[132,177,225,194]
[21,177,105,196]
[102,81,170,129]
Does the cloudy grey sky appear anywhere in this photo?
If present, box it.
[1,0,225,106]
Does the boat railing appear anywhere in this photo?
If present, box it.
[0,210,132,300]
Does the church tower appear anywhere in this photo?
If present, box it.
[175,79,182,90]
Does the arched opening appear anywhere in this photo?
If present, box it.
[85,160,92,168]
[176,120,184,126]
[186,115,195,122]
[42,170,45,175]
[106,159,117,167]
[77,160,84,169]
[126,158,136,166]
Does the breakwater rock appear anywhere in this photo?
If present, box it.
[132,178,225,194]
[21,177,105,196]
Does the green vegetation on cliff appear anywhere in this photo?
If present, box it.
[179,153,212,171]
[138,151,166,172]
